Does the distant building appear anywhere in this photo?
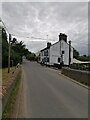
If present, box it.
[39,33,73,67]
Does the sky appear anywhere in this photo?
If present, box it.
[1,1,88,55]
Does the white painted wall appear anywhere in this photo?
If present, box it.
[61,40,69,65]
[61,40,73,65]
[71,47,73,64]
[40,48,50,64]
[49,40,73,65]
[40,40,73,66]
[50,42,60,65]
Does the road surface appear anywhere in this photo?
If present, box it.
[12,60,88,118]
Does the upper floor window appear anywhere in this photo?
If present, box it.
[44,50,48,56]
[42,52,43,56]
[62,50,64,54]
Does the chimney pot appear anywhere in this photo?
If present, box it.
[59,33,67,42]
[47,42,51,48]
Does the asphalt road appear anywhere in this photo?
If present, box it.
[22,60,88,118]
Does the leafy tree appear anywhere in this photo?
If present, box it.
[2,28,41,68]
[73,48,79,59]
[26,53,37,61]
[11,37,17,46]
[11,38,29,65]
[77,55,90,61]
[2,27,8,68]
[2,28,31,68]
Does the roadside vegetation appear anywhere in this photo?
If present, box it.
[2,67,15,84]
[2,68,22,119]
[1,26,37,119]
[73,48,90,61]
[26,52,38,61]
[2,67,18,97]
[2,26,37,69]
[72,49,90,71]
[2,27,34,68]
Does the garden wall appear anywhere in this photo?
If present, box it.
[61,67,90,86]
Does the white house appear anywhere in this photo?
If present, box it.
[39,33,73,67]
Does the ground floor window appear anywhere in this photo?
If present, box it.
[43,57,49,62]
[58,58,60,62]
[47,57,49,62]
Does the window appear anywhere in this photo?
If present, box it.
[58,58,60,62]
[47,57,49,62]
[44,50,48,56]
[62,51,64,54]
[42,52,43,56]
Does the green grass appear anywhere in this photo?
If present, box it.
[0,69,2,85]
[2,68,22,119]
[2,67,16,84]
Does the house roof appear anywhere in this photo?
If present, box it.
[40,39,73,52]
[41,47,49,52]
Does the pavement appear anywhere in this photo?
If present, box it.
[12,60,88,118]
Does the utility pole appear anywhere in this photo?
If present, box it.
[8,34,11,73]
[47,34,48,43]
[69,40,71,67]
[46,35,48,66]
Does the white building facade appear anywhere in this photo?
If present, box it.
[39,33,73,67]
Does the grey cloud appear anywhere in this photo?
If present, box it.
[25,40,47,53]
[2,2,88,55]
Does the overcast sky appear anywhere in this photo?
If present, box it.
[1,2,88,55]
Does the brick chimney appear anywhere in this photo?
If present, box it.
[59,33,67,42]
[47,42,51,48]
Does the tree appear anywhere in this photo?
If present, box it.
[2,27,8,68]
[26,53,37,61]
[2,28,36,68]
[73,48,79,59]
[11,38,30,65]
[11,39,25,64]
[11,37,17,46]
[77,55,90,61]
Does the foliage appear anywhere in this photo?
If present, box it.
[2,27,31,68]
[2,28,8,68]
[73,48,90,61]
[70,63,89,71]
[77,55,90,61]
[11,39,27,65]
[73,48,79,59]
[2,69,21,118]
[26,52,37,61]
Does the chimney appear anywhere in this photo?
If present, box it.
[59,33,67,42]
[47,42,51,48]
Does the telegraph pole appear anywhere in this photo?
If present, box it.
[46,35,48,66]
[69,40,71,67]
[8,34,11,73]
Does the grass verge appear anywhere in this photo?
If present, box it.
[2,68,22,119]
[2,67,16,84]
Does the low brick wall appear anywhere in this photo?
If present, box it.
[61,67,90,86]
